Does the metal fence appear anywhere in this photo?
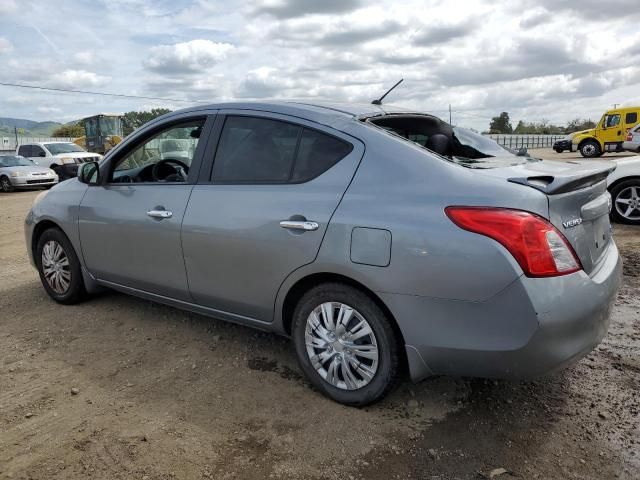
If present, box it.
[1,136,75,153]
[485,134,565,150]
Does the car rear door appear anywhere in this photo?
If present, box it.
[181,111,364,322]
[78,115,214,301]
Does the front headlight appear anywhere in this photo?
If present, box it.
[60,157,75,164]
[10,171,22,177]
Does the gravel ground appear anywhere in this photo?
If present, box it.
[1,168,639,479]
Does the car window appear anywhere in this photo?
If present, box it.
[212,116,301,183]
[604,114,620,128]
[32,145,46,157]
[625,112,638,125]
[291,128,353,182]
[17,145,31,157]
[111,120,204,183]
[0,155,34,167]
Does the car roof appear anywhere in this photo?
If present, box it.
[169,100,417,125]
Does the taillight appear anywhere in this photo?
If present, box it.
[445,207,582,277]
[626,131,633,141]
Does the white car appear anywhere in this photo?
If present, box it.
[16,142,102,180]
[608,156,640,224]
[0,155,58,192]
[622,124,640,153]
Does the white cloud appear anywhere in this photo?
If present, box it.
[0,0,17,14]
[49,70,111,89]
[0,37,12,53]
[144,40,234,74]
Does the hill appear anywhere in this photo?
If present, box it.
[0,117,62,137]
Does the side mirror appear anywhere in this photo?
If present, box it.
[78,161,100,185]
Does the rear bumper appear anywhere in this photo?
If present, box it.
[382,241,622,381]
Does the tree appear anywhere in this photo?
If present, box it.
[489,112,513,134]
[566,118,596,132]
[121,108,172,136]
[52,122,85,138]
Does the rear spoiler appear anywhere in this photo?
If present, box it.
[508,164,616,195]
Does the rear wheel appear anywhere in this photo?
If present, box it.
[580,140,601,158]
[0,175,14,192]
[554,147,563,153]
[36,228,87,304]
[610,179,640,225]
[292,283,400,406]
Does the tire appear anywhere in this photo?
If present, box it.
[580,140,601,158]
[554,148,563,153]
[610,179,640,225]
[292,283,400,406]
[0,175,14,192]
[35,228,87,304]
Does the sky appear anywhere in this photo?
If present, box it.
[0,0,639,131]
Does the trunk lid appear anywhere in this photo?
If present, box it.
[485,160,616,275]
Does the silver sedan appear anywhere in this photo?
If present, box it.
[0,155,58,192]
[24,102,622,405]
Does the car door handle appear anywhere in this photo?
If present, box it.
[279,220,319,231]
[147,209,173,219]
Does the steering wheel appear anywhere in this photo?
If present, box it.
[151,158,190,182]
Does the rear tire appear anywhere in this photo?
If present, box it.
[610,179,640,225]
[292,283,400,406]
[35,228,87,304]
[0,175,14,192]
[580,140,601,158]
[554,147,563,153]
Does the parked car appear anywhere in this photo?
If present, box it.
[573,106,640,157]
[622,124,640,153]
[0,155,58,192]
[16,142,102,180]
[606,156,640,225]
[553,130,589,153]
[25,102,622,405]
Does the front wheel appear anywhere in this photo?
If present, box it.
[292,283,400,406]
[580,140,601,158]
[610,179,640,225]
[36,228,87,304]
[554,147,563,153]
[0,175,14,192]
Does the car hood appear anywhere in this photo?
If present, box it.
[0,165,53,174]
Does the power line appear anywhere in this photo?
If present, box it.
[0,81,207,104]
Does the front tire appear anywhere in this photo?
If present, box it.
[0,175,14,192]
[610,179,640,225]
[554,147,563,153]
[580,140,601,158]
[292,283,400,406]
[36,228,87,304]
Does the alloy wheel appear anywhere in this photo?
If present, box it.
[615,186,640,221]
[41,240,71,294]
[304,302,379,390]
[1,177,11,192]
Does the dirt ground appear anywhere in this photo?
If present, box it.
[1,159,639,479]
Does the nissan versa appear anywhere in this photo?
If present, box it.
[25,102,622,405]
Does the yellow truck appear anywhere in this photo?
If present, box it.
[573,106,640,157]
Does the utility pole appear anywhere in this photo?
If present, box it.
[613,103,620,109]
[14,126,18,147]
[449,104,452,124]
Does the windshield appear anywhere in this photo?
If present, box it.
[44,143,85,155]
[0,155,35,167]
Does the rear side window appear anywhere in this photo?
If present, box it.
[625,112,638,125]
[212,116,352,183]
[212,116,300,183]
[291,128,353,182]
[17,145,31,157]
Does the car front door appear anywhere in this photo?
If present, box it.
[598,112,622,151]
[78,115,213,301]
[181,111,364,322]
